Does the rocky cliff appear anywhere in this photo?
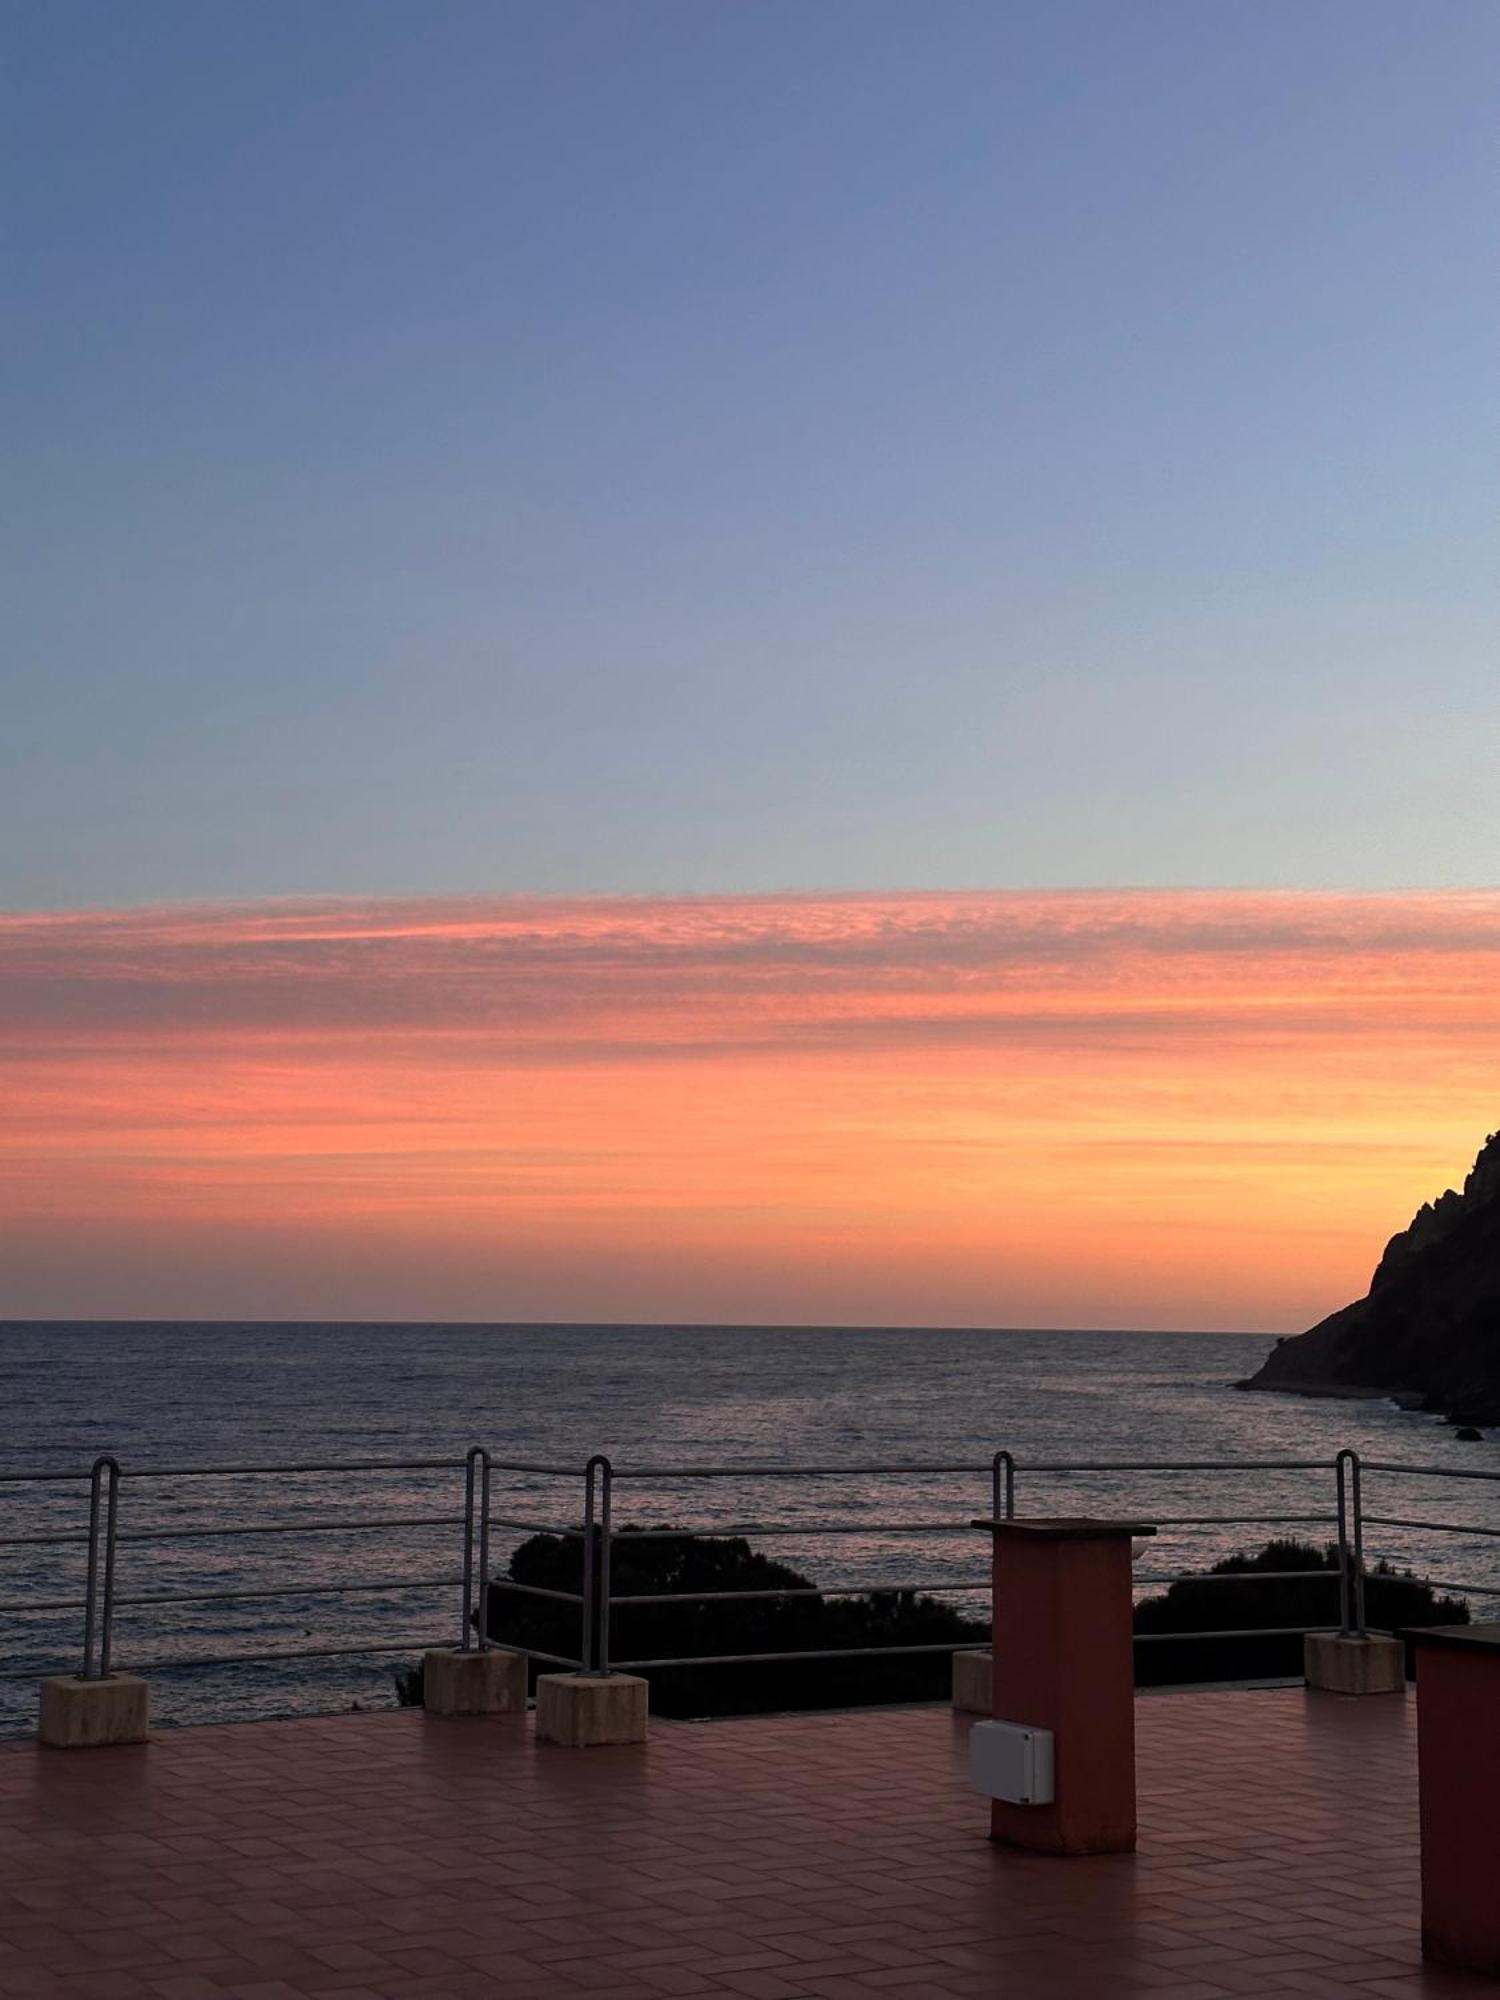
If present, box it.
[1244,1131,1500,1426]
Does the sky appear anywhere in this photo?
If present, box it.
[5,890,1500,1328]
[5,0,1497,905]
[3,5,1497,1325]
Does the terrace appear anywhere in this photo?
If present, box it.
[3,1449,1496,1997]
[0,1682,1483,2000]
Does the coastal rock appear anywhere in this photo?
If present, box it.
[1244,1131,1500,1425]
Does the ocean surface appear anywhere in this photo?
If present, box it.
[2,1321,1495,1734]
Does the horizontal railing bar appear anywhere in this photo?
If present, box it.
[121,1640,580,1673]
[0,1470,93,1485]
[483,1645,580,1668]
[1131,1570,1338,1587]
[1133,1625,1342,1643]
[116,1513,462,1544]
[114,1455,585,1479]
[1139,1513,1337,1526]
[610,1520,974,1539]
[3,1599,86,1614]
[115,1638,457,1671]
[0,1455,1341,1485]
[107,1514,578,1547]
[480,1461,587,1477]
[1397,1577,1500,1596]
[606,1580,991,1606]
[606,1462,993,1479]
[1000,1459,1339,1473]
[486,1517,585,1539]
[547,1511,1340,1542]
[606,1456,1341,1479]
[601,1570,1349,1607]
[486,1579,586,1605]
[611,1641,975,1668]
[1363,1515,1500,1538]
[4,1454,1470,1492]
[112,1575,463,1610]
[1360,1461,1500,1483]
[120,1458,465,1478]
[0,1533,91,1548]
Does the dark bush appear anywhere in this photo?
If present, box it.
[1132,1538,1467,1685]
[394,1531,1467,1712]
[483,1525,986,1717]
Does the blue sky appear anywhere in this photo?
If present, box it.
[6,0,1496,909]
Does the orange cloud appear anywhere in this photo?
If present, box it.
[3,890,1498,1326]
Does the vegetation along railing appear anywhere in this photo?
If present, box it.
[1,1447,1496,1722]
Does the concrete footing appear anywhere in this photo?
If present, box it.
[422,1647,528,1716]
[535,1671,648,1746]
[38,1674,149,1748]
[1305,1632,1406,1695]
[952,1649,992,1714]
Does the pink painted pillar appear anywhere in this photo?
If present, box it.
[1406,1623,1500,1976]
[974,1516,1153,1855]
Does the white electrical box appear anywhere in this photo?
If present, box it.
[968,1719,1055,1805]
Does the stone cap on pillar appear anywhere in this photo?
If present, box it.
[1397,1621,1500,1655]
[970,1517,1156,1539]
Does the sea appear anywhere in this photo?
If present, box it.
[2,1322,1495,1735]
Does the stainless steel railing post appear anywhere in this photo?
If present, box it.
[992,1450,1015,1521]
[460,1447,479,1650]
[477,1449,492,1653]
[98,1458,121,1679]
[598,1456,614,1677]
[81,1459,104,1679]
[1334,1448,1368,1637]
[1344,1456,1360,1640]
[579,1458,599,1673]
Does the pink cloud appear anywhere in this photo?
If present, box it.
[3,889,1498,1325]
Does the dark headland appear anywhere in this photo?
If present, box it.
[1242,1130,1500,1428]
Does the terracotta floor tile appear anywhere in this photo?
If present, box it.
[0,1691,1493,2000]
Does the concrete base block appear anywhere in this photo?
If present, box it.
[38,1675,149,1748]
[422,1647,528,1716]
[535,1672,648,1747]
[952,1649,992,1714]
[1305,1633,1406,1695]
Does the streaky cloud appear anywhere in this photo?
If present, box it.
[3,889,1499,1326]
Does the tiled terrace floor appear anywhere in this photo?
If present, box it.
[0,1688,1489,2000]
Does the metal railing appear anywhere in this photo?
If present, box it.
[982,1449,1497,1646]
[585,1456,1005,1675]
[570,1451,1363,1676]
[563,1448,1499,1678]
[0,1448,592,1697]
[3,1444,1496,1715]
[1357,1456,1500,1609]
[0,1464,95,1689]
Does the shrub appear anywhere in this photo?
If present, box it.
[1132,1538,1467,1685]
[484,1525,986,1717]
[394,1531,1468,1710]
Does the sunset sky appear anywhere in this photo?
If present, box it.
[5,891,1498,1327]
[4,6,1497,1327]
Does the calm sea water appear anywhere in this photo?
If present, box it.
[2,1322,1495,1733]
